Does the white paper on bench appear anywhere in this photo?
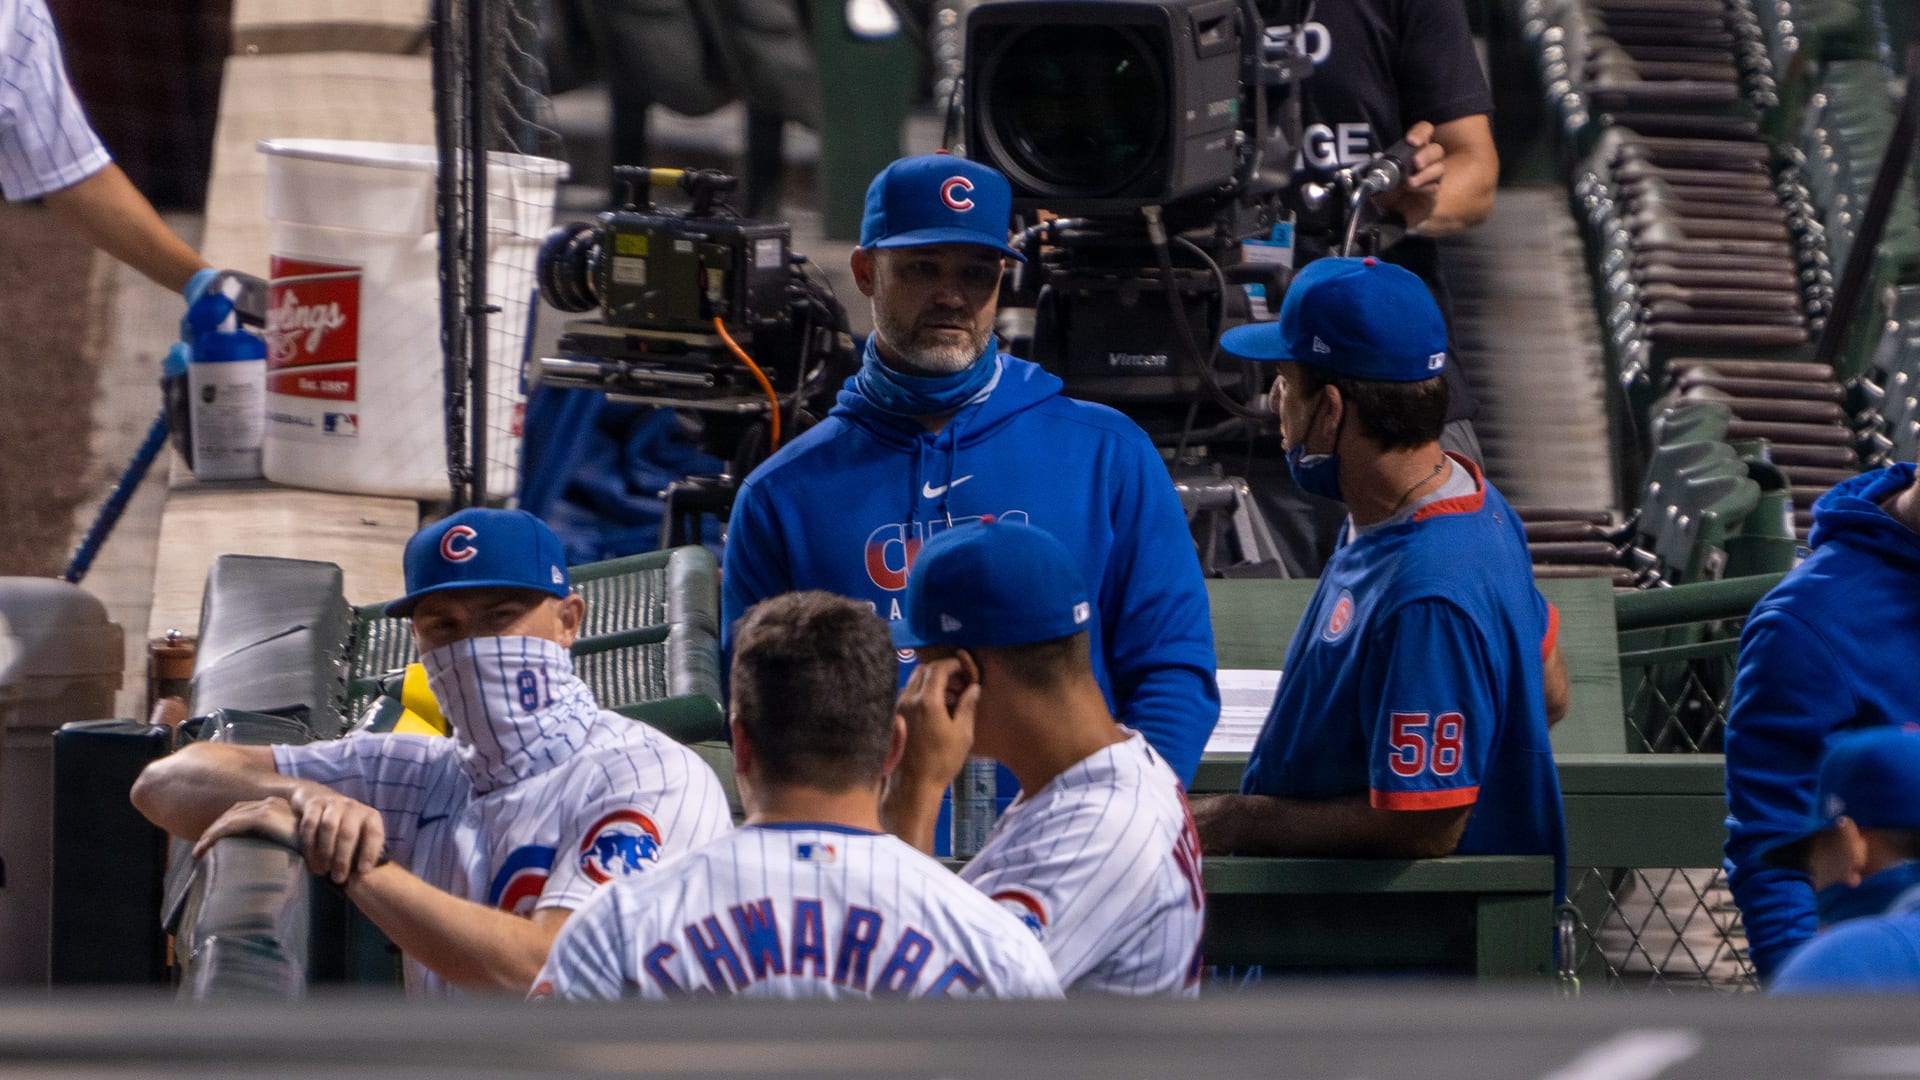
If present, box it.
[1204,668,1282,756]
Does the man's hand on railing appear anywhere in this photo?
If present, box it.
[287,784,388,885]
[192,787,388,886]
[193,796,301,859]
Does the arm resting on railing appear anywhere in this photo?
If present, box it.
[1190,792,1471,859]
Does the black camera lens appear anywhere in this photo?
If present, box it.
[979,25,1167,198]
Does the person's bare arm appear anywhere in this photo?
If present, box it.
[194,795,564,993]
[346,867,571,993]
[882,658,978,854]
[41,163,208,292]
[1190,792,1471,858]
[1543,637,1571,727]
[1372,115,1498,239]
[131,742,301,840]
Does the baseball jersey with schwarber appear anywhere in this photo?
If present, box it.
[533,823,1064,999]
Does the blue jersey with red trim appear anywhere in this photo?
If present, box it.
[1240,458,1564,889]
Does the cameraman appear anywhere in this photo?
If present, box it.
[1253,0,1498,574]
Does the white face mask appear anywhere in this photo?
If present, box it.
[421,635,597,793]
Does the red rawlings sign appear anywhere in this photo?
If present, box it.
[267,256,360,370]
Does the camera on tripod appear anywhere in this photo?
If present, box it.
[533,166,851,543]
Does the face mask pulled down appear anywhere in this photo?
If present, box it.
[421,635,600,794]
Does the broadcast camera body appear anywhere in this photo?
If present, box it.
[534,166,854,542]
[963,0,1413,419]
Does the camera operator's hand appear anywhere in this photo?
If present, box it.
[1368,117,1498,239]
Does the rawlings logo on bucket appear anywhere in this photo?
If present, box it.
[267,256,360,371]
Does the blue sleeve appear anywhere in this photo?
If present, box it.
[1360,599,1498,811]
[1724,607,1857,978]
[719,477,793,657]
[1096,430,1219,785]
[1768,922,1920,995]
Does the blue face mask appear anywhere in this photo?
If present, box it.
[853,333,1000,418]
[1285,396,1344,502]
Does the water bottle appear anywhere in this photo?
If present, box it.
[950,756,998,858]
[184,293,267,480]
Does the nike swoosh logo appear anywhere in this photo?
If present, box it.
[418,814,449,828]
[922,475,975,499]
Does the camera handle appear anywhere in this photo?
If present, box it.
[1336,138,1417,257]
[611,166,740,217]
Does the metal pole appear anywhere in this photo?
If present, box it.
[465,0,494,506]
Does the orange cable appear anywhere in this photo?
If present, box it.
[713,316,780,451]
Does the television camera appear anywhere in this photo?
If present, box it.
[533,166,854,544]
[961,0,1420,572]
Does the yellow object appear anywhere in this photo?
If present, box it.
[393,662,448,736]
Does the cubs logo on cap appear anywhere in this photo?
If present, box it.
[387,508,571,617]
[859,153,1026,262]
[440,525,478,563]
[891,519,1095,650]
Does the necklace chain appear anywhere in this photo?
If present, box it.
[1389,460,1447,515]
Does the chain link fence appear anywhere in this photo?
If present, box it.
[1566,576,1784,993]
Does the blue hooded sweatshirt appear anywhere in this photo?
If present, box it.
[721,346,1220,785]
[1724,463,1920,979]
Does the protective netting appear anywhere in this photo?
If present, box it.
[433,0,568,506]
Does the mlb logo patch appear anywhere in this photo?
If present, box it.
[1428,352,1446,370]
[795,842,837,864]
[322,412,358,437]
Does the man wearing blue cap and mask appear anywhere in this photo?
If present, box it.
[1763,727,1920,993]
[134,508,731,996]
[1189,257,1568,879]
[720,154,1219,830]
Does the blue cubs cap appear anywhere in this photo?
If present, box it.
[1763,727,1920,870]
[1219,256,1447,381]
[858,153,1026,262]
[387,508,570,618]
[892,519,1093,650]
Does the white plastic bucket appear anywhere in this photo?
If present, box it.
[257,139,568,499]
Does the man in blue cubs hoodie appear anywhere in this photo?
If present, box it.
[1725,462,1920,979]
[721,154,1219,797]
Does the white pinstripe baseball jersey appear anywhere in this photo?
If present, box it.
[0,0,111,201]
[273,635,732,997]
[532,823,1064,1000]
[960,732,1206,996]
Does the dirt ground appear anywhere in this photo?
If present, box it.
[0,202,105,578]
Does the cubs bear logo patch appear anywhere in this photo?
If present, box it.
[578,810,664,883]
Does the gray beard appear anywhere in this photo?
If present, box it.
[872,304,988,375]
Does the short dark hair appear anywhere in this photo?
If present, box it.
[975,631,1092,690]
[729,591,899,792]
[1298,366,1449,451]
